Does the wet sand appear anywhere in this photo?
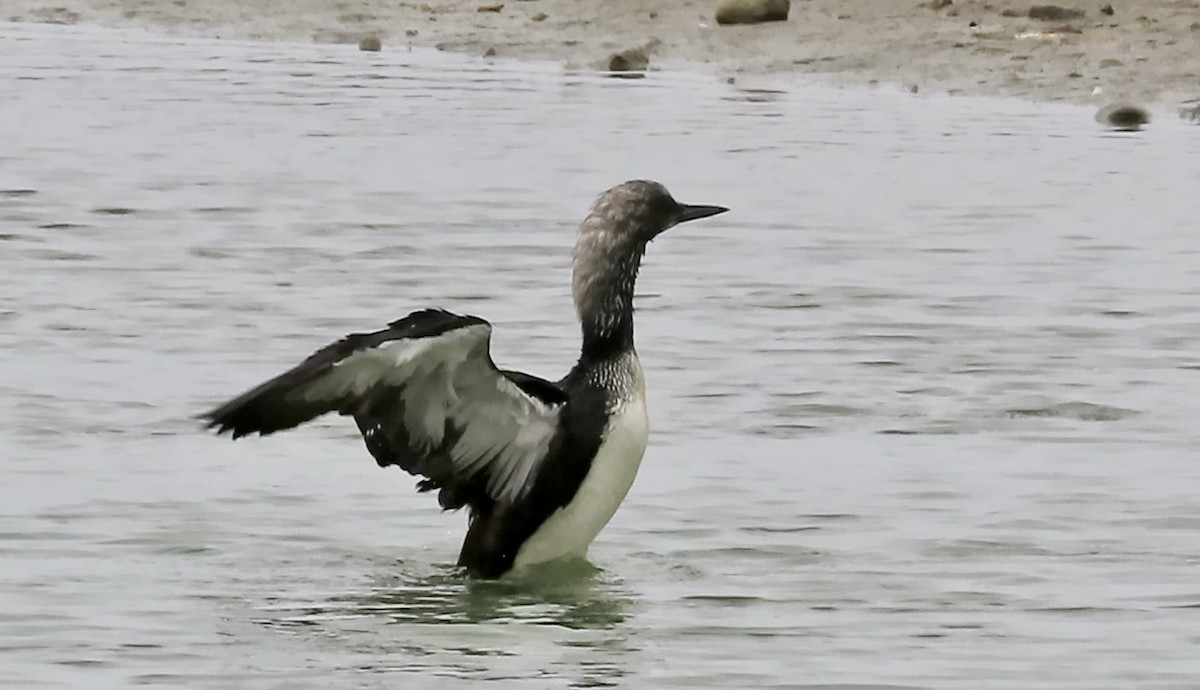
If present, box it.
[4,0,1199,105]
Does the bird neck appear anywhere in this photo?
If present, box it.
[573,247,642,362]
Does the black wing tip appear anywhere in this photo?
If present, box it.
[196,406,272,440]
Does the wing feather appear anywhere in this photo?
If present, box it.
[201,309,564,507]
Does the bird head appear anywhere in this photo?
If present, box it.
[579,180,728,248]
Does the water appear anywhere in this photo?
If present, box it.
[2,21,1199,690]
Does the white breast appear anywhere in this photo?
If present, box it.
[511,360,649,571]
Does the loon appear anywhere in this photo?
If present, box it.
[201,180,728,578]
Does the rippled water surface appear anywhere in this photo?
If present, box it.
[3,21,1200,690]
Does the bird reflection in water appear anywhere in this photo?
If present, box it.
[250,558,635,685]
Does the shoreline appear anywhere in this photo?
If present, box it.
[3,0,1198,107]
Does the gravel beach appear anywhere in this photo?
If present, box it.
[4,0,1198,105]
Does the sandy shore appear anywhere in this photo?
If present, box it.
[4,0,1199,106]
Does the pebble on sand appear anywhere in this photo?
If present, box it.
[607,47,650,72]
[1094,102,1150,131]
[1027,5,1085,21]
[358,36,382,51]
[715,0,790,25]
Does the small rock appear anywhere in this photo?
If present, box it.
[1094,102,1150,131]
[922,0,952,9]
[405,29,418,36]
[358,36,381,51]
[477,3,504,12]
[1028,5,1084,21]
[532,11,547,21]
[608,47,650,72]
[1000,8,1020,17]
[1100,3,1113,15]
[715,0,789,25]
[1098,57,1122,67]
[483,46,497,57]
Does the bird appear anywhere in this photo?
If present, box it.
[200,180,728,579]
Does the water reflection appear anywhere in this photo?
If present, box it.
[722,87,787,104]
[279,560,632,629]
[252,561,634,685]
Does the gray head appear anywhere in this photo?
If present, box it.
[572,180,728,342]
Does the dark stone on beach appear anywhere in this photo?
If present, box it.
[358,36,382,51]
[1100,3,1114,15]
[532,11,547,21]
[715,0,790,25]
[1095,102,1150,131]
[922,0,953,9]
[1028,5,1084,21]
[608,47,650,72]
[483,46,497,57]
[1099,58,1122,68]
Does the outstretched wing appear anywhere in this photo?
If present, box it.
[201,309,567,508]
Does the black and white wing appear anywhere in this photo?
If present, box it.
[201,309,567,509]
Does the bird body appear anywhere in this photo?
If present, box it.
[513,351,647,570]
[202,180,727,578]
